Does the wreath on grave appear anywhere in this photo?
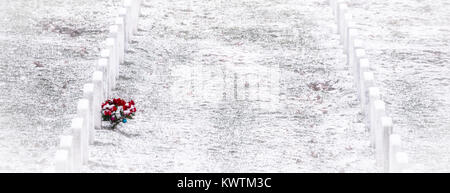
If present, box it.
[101,98,136,129]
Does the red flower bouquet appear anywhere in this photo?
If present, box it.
[102,98,136,129]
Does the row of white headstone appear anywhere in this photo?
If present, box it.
[53,0,143,173]
[329,0,411,173]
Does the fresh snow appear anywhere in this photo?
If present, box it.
[0,0,448,172]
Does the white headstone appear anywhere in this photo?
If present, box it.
[349,38,364,75]
[83,83,95,145]
[380,116,393,171]
[109,27,121,80]
[59,135,74,172]
[131,0,141,34]
[372,100,386,155]
[54,149,70,173]
[97,58,109,98]
[77,99,90,164]
[368,86,380,144]
[341,12,351,45]
[361,71,374,113]
[105,38,117,89]
[114,17,125,64]
[109,25,119,56]
[347,29,359,76]
[118,8,129,50]
[395,152,409,172]
[337,3,348,36]
[334,0,344,23]
[330,0,336,14]
[355,49,367,80]
[100,49,112,94]
[124,0,134,39]
[71,117,84,171]
[92,71,104,130]
[357,56,369,100]
[344,19,355,55]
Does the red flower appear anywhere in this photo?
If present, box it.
[104,110,111,116]
[112,106,117,112]
[130,100,135,105]
[123,105,128,111]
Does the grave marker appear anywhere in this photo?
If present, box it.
[59,135,74,172]
[109,26,121,81]
[77,99,90,164]
[97,58,110,98]
[118,8,129,50]
[124,0,134,40]
[71,117,84,171]
[360,71,373,113]
[380,116,393,171]
[368,87,380,143]
[100,49,113,95]
[83,83,95,145]
[105,38,117,89]
[371,100,386,149]
[343,15,354,54]
[54,149,70,173]
[115,17,125,64]
[337,3,348,36]
[356,51,368,98]
[92,71,104,130]
[339,7,349,44]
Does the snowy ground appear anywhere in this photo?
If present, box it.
[1,0,447,173]
[347,0,450,172]
[0,0,121,172]
[87,0,375,172]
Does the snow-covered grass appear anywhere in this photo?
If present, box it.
[3,0,447,173]
[0,0,122,172]
[86,0,375,172]
[346,0,450,172]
